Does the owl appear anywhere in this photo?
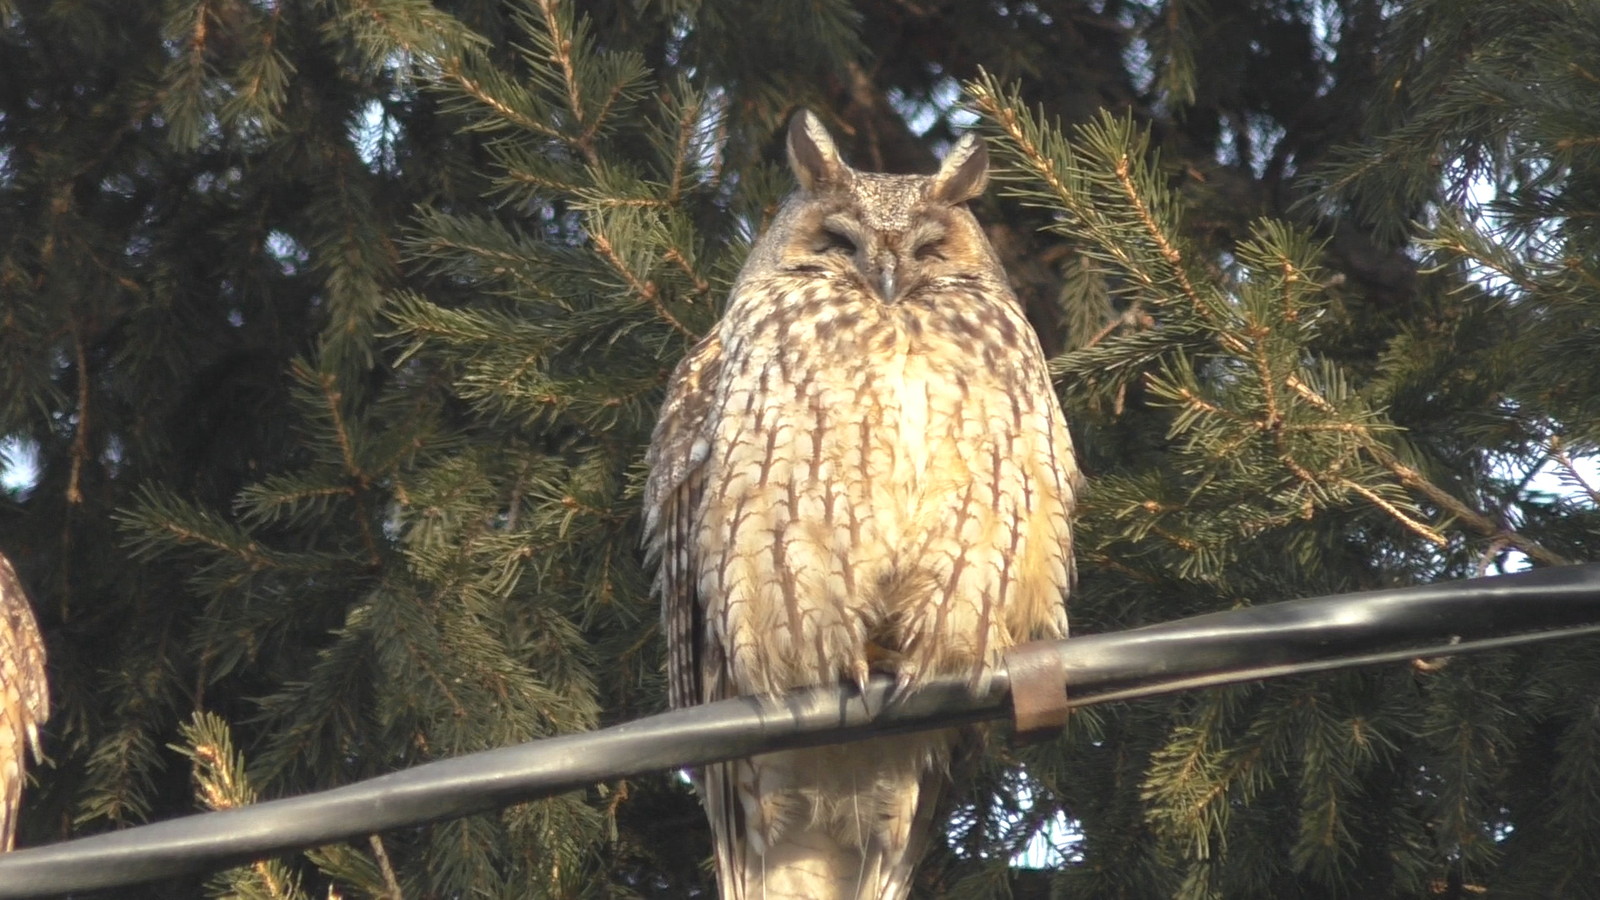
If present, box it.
[0,550,47,852]
[643,110,1080,900]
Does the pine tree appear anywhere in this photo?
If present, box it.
[2,0,1598,898]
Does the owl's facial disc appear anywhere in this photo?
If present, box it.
[816,212,900,301]
[798,212,958,303]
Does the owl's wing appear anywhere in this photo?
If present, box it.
[0,552,47,852]
[643,333,723,711]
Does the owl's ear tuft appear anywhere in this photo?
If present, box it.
[787,110,847,191]
[930,134,989,204]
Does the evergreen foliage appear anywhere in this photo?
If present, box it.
[2,0,1599,897]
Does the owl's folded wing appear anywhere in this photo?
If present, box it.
[642,334,723,711]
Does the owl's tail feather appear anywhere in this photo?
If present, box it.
[873,766,947,900]
[701,735,949,900]
[0,718,21,852]
[702,760,747,900]
[756,827,866,899]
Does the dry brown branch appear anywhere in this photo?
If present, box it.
[370,834,404,899]
[67,323,90,505]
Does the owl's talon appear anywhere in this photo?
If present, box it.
[889,666,918,705]
[848,660,872,710]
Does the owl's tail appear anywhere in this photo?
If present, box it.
[701,733,950,900]
[0,714,23,852]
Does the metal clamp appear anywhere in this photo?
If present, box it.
[1004,640,1069,739]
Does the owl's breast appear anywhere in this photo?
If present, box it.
[855,317,932,493]
[699,277,1073,694]
[819,292,1024,522]
[713,275,1042,522]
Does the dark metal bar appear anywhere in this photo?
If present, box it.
[4,564,1600,897]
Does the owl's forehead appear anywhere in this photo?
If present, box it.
[846,172,930,233]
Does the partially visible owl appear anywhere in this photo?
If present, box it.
[644,111,1080,900]
[0,550,47,852]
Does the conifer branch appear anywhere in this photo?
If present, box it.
[1378,450,1569,567]
[974,78,1247,359]
[978,72,1569,588]
[153,523,274,571]
[968,82,1086,220]
[179,713,310,900]
[662,247,711,298]
[588,230,695,339]
[1281,373,1568,565]
[302,364,363,480]
[665,97,699,203]
[188,0,209,57]
[533,0,599,167]
[1430,237,1541,294]
[234,3,285,112]
[1169,385,1254,427]
[580,195,674,209]
[499,168,586,196]
[1340,479,1449,547]
[1111,154,1208,325]
[241,482,359,511]
[439,60,563,140]
[336,0,481,68]
[1149,524,1202,554]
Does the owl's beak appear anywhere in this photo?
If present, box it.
[873,252,899,302]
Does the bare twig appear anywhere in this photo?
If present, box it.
[67,322,90,505]
[369,834,403,899]
[1081,302,1143,349]
[1476,537,1511,577]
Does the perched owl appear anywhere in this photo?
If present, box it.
[643,111,1080,900]
[0,550,47,852]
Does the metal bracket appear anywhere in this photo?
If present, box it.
[1004,640,1069,739]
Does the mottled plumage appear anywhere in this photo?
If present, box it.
[644,111,1080,900]
[0,551,47,852]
